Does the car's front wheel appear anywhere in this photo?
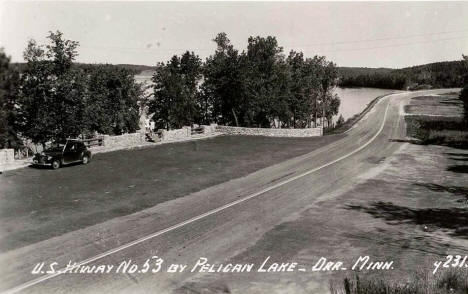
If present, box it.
[51,160,61,170]
[82,155,90,165]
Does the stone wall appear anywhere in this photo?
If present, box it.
[161,127,191,141]
[201,124,218,135]
[216,125,323,137]
[0,149,15,164]
[102,132,146,149]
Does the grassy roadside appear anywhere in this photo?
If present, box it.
[406,115,468,148]
[404,92,468,149]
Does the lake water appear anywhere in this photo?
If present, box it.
[334,87,402,120]
[135,73,401,123]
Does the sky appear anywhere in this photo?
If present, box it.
[1,1,468,69]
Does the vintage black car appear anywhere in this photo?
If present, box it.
[33,139,92,169]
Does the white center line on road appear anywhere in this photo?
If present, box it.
[3,97,393,294]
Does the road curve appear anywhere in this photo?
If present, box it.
[0,89,458,294]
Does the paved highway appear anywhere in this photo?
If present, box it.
[0,89,457,294]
